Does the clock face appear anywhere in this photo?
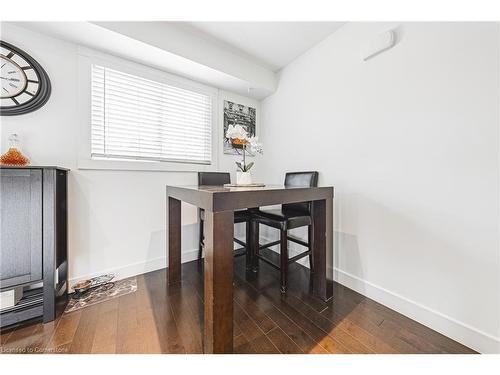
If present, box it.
[0,41,51,116]
[1,55,28,98]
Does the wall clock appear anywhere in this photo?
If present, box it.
[0,41,51,116]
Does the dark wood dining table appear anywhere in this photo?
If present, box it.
[166,184,334,353]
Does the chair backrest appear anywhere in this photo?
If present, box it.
[198,172,231,186]
[283,171,319,214]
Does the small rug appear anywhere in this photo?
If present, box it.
[64,278,137,313]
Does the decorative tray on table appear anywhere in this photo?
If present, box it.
[223,183,266,187]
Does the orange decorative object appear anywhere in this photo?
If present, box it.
[0,134,30,166]
[231,138,247,148]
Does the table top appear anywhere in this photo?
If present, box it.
[0,165,70,171]
[166,184,334,212]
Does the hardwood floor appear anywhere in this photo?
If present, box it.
[0,251,476,354]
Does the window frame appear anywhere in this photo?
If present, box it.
[77,47,219,172]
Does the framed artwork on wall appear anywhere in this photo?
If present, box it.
[223,100,256,155]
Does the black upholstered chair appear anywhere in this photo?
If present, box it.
[197,172,252,262]
[252,171,319,293]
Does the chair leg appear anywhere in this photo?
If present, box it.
[198,218,204,260]
[308,225,314,273]
[251,220,260,272]
[280,229,288,294]
[245,220,252,270]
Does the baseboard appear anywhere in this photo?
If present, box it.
[68,248,199,290]
[333,267,500,354]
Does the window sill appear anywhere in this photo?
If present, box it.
[77,157,217,173]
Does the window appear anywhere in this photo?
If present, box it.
[91,65,213,165]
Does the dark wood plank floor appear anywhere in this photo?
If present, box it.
[0,250,476,354]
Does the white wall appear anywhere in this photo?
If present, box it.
[260,22,500,353]
[0,23,261,285]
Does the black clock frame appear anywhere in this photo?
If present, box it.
[0,40,51,116]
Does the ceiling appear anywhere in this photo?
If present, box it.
[184,22,345,71]
[12,21,344,99]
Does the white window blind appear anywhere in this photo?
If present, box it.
[91,64,213,164]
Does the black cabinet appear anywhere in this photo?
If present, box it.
[1,169,43,288]
[0,166,69,328]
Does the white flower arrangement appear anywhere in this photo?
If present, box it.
[225,125,263,172]
[247,135,263,155]
[225,124,248,141]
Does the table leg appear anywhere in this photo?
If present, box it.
[204,210,234,353]
[312,198,334,301]
[167,196,181,285]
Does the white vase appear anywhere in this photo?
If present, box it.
[236,171,252,185]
